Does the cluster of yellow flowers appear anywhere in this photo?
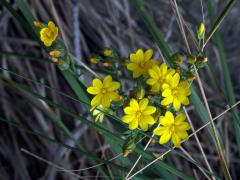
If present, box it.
[33,20,200,148]
[87,49,192,147]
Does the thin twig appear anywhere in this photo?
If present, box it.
[183,107,215,180]
[179,147,211,180]
[193,65,232,180]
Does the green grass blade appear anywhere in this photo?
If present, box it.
[205,0,240,152]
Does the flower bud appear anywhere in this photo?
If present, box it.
[198,56,208,65]
[197,23,205,40]
[89,56,98,64]
[102,48,113,57]
[136,87,145,100]
[103,60,112,67]
[122,140,136,157]
[175,67,181,73]
[51,57,59,63]
[33,21,41,28]
[49,50,61,57]
[187,54,197,65]
[172,53,183,65]
[186,72,196,81]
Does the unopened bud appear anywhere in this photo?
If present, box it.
[172,53,183,65]
[175,66,181,73]
[33,21,41,28]
[198,56,208,65]
[51,57,59,63]
[136,87,145,100]
[187,54,197,64]
[89,56,98,64]
[49,50,61,57]
[103,61,112,67]
[186,72,196,81]
[122,141,136,157]
[197,23,205,40]
[103,48,113,57]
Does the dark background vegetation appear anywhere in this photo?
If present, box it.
[0,0,240,179]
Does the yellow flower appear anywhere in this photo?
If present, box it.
[146,64,175,92]
[40,21,58,47]
[127,49,158,78]
[153,111,190,147]
[161,73,191,111]
[87,75,120,108]
[122,98,156,131]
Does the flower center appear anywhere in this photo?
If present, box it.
[169,125,175,132]
[172,88,178,95]
[136,111,142,118]
[101,88,107,94]
[139,61,145,68]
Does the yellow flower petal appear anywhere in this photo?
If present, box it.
[159,63,167,75]
[124,107,135,114]
[162,89,171,97]
[92,78,103,88]
[146,78,157,85]
[139,121,148,131]
[151,83,160,92]
[144,49,153,61]
[162,83,170,90]
[142,106,156,115]
[172,133,181,147]
[87,87,100,95]
[101,95,110,108]
[159,132,172,144]
[103,75,112,87]
[165,111,174,124]
[153,127,167,136]
[48,21,55,30]
[171,73,180,88]
[130,99,139,109]
[175,113,186,124]
[109,92,120,101]
[130,54,139,63]
[108,82,120,91]
[176,122,191,131]
[161,96,173,106]
[122,115,134,123]
[127,63,138,70]
[91,94,101,107]
[141,115,155,124]
[129,118,138,130]
[136,49,144,62]
[173,99,181,111]
[180,97,189,105]
[139,98,149,110]
[148,69,158,79]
